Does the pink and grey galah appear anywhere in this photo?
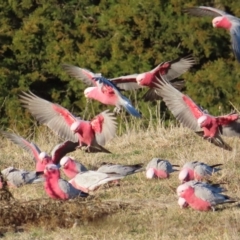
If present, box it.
[62,64,141,117]
[146,158,179,179]
[1,167,44,188]
[1,131,78,171]
[155,78,240,150]
[177,181,235,211]
[177,180,227,209]
[19,91,117,153]
[183,6,240,62]
[178,161,222,183]
[110,55,195,101]
[43,164,88,200]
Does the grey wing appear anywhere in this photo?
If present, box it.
[146,158,159,169]
[142,88,163,102]
[51,140,79,165]
[182,6,226,18]
[58,179,82,199]
[6,171,25,187]
[75,161,88,172]
[194,164,213,177]
[230,22,240,62]
[221,118,240,137]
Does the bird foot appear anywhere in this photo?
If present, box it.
[113,106,122,114]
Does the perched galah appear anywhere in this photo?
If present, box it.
[60,156,88,179]
[62,64,141,117]
[97,162,144,176]
[110,55,195,101]
[155,78,240,150]
[68,171,125,193]
[1,167,44,188]
[19,91,117,153]
[179,161,222,183]
[146,158,179,179]
[177,182,235,211]
[44,164,88,200]
[1,131,78,171]
[183,6,240,62]
[177,180,227,208]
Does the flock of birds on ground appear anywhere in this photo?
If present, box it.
[1,6,240,212]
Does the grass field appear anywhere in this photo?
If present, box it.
[1,121,240,240]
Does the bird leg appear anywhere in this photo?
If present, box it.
[211,206,215,212]
[113,106,123,114]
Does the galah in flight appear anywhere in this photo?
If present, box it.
[62,64,141,117]
[1,167,44,188]
[43,164,88,200]
[19,91,117,153]
[110,55,195,101]
[1,131,78,171]
[178,161,222,183]
[60,156,88,179]
[146,158,179,179]
[155,78,240,150]
[177,181,235,211]
[183,6,240,62]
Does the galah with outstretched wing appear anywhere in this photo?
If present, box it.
[43,164,88,200]
[62,64,141,117]
[1,131,78,171]
[183,6,240,62]
[178,161,222,183]
[19,91,117,153]
[155,78,240,150]
[1,167,44,188]
[146,158,179,179]
[110,55,195,101]
[177,181,235,211]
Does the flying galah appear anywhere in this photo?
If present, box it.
[110,55,195,101]
[62,64,141,117]
[155,78,240,150]
[1,167,44,188]
[60,156,88,179]
[146,158,179,179]
[183,6,240,62]
[68,171,125,193]
[44,164,88,200]
[19,91,117,153]
[178,161,222,183]
[177,182,235,211]
[1,131,78,171]
[177,180,227,208]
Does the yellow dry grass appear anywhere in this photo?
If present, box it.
[1,121,240,240]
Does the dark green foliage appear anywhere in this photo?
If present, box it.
[0,0,240,132]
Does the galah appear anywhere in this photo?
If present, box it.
[146,158,179,179]
[60,156,88,179]
[178,161,222,183]
[110,55,195,101]
[177,180,227,208]
[62,64,141,117]
[155,78,240,150]
[1,131,78,171]
[68,171,125,193]
[1,167,44,188]
[19,91,117,153]
[44,164,88,200]
[183,6,240,62]
[96,162,144,176]
[177,182,235,211]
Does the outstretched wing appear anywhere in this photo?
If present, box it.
[182,6,226,18]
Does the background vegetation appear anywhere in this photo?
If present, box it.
[1,0,240,132]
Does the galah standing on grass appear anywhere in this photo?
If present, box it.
[1,131,78,171]
[60,156,88,179]
[19,91,117,153]
[146,158,179,179]
[44,164,88,200]
[110,55,195,101]
[1,167,44,188]
[62,64,141,117]
[177,182,235,211]
[183,6,240,62]
[178,161,222,183]
[155,78,240,150]
[177,180,227,208]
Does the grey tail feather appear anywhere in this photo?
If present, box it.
[172,164,180,167]
[87,145,112,154]
[210,164,223,168]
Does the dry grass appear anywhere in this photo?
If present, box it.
[1,121,240,239]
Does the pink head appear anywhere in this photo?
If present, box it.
[197,115,207,127]
[136,73,146,85]
[39,152,51,163]
[212,16,232,30]
[60,156,71,169]
[178,169,189,183]
[146,168,155,179]
[178,197,188,208]
[44,164,60,177]
[176,184,189,197]
[84,87,96,98]
[70,121,81,133]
